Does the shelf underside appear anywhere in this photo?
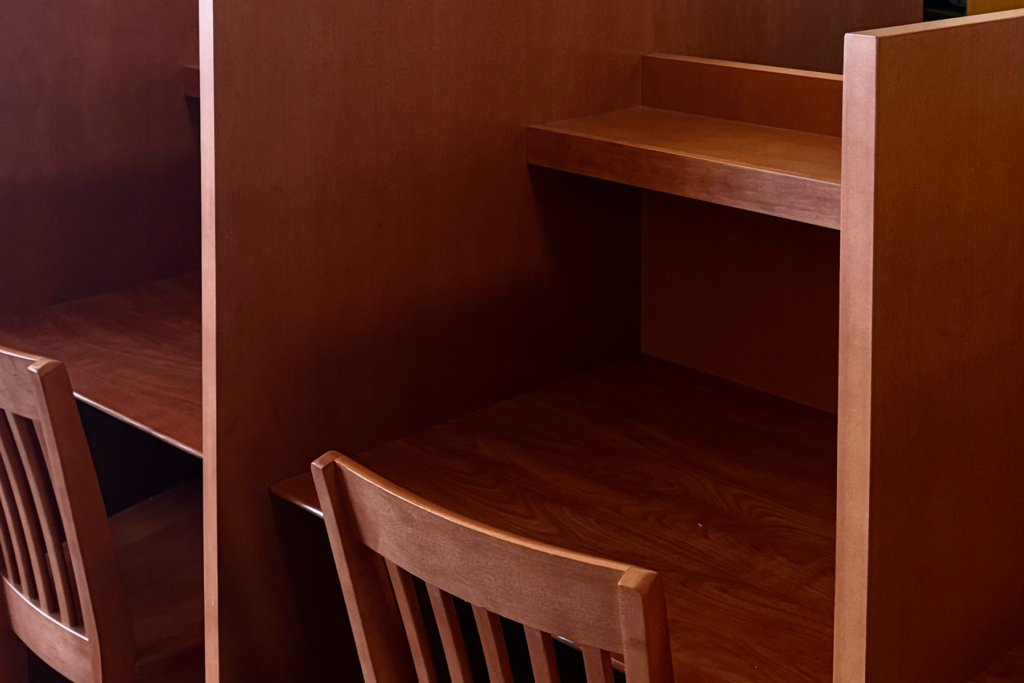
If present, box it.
[528,107,842,229]
[0,274,202,456]
[276,355,839,683]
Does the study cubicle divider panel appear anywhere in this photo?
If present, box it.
[2,0,1024,679]
[0,0,199,318]
[836,12,1024,683]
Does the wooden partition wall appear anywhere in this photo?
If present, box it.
[0,0,199,316]
[654,0,921,72]
[201,0,648,678]
[2,0,1023,680]
[836,14,1024,683]
[202,3,1024,682]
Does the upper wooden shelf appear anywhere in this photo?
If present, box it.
[528,107,841,229]
[274,355,838,683]
[0,274,202,456]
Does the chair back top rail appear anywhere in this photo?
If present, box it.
[313,451,674,683]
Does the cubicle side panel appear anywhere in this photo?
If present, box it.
[654,0,920,73]
[642,194,840,413]
[202,0,650,678]
[0,0,199,315]
[836,14,1024,683]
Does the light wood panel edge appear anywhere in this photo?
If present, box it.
[836,12,1024,683]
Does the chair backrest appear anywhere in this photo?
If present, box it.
[312,451,675,683]
[0,346,134,682]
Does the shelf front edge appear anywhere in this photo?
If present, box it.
[526,125,841,229]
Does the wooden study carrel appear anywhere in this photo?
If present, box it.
[1,0,1023,680]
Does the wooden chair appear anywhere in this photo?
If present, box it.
[0,346,203,683]
[312,451,675,683]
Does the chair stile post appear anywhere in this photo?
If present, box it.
[312,452,418,683]
[618,568,674,683]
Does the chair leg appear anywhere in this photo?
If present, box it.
[0,593,28,683]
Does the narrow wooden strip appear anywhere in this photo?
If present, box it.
[0,460,18,582]
[386,561,439,683]
[23,419,77,626]
[425,583,473,683]
[525,627,560,683]
[0,414,43,602]
[472,605,514,683]
[0,444,28,589]
[5,414,61,616]
[582,647,614,683]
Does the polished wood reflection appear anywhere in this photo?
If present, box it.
[277,355,838,683]
[0,275,202,457]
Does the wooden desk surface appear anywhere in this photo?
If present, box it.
[0,274,202,456]
[274,355,1024,682]
[276,356,838,683]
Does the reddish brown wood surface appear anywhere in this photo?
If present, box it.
[642,55,843,137]
[0,348,202,682]
[0,276,202,457]
[836,13,1024,683]
[528,107,841,229]
[973,644,1024,682]
[279,355,838,683]
[641,194,841,414]
[0,0,199,317]
[201,0,649,672]
[653,0,920,73]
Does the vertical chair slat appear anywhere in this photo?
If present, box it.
[472,605,514,683]
[426,583,474,683]
[386,560,439,683]
[0,414,56,615]
[525,626,560,683]
[0,448,28,590]
[19,417,76,626]
[0,413,45,603]
[0,459,19,584]
[582,647,614,683]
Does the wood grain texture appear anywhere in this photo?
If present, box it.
[653,0,921,73]
[969,0,1024,13]
[283,356,838,683]
[388,561,439,683]
[316,451,673,683]
[0,275,202,457]
[836,13,1024,683]
[427,585,474,683]
[642,55,843,137]
[201,0,648,672]
[528,107,841,228]
[474,606,514,683]
[0,0,199,316]
[641,194,841,413]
